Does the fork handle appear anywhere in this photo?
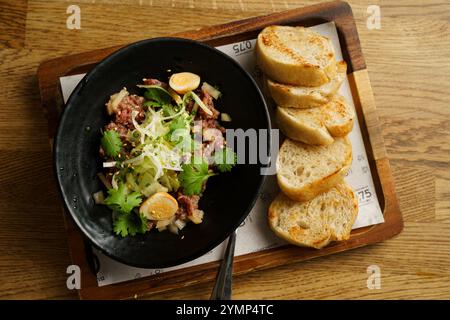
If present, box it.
[210,230,237,300]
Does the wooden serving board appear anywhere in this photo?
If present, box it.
[37,1,402,300]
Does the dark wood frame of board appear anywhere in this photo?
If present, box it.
[37,1,403,300]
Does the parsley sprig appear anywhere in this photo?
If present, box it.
[101,130,122,157]
[104,183,145,237]
[113,211,147,237]
[213,147,237,173]
[179,161,215,195]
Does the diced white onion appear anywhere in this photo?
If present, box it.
[188,209,204,224]
[106,88,128,115]
[168,223,179,234]
[103,161,117,168]
[220,113,232,122]
[174,219,186,230]
[93,190,105,204]
[156,219,173,231]
[201,82,221,100]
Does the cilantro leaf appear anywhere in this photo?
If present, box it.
[101,130,122,157]
[144,87,172,105]
[113,212,147,237]
[168,115,191,140]
[179,161,214,195]
[214,147,237,172]
[104,183,142,213]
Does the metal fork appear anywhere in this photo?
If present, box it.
[210,230,237,300]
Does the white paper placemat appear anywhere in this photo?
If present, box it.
[60,22,384,287]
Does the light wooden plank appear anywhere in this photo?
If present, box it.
[0,0,449,299]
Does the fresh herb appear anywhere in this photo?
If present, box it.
[104,183,142,213]
[214,147,237,172]
[167,116,191,147]
[101,130,122,157]
[162,103,176,117]
[179,161,215,195]
[113,211,147,237]
[144,87,172,105]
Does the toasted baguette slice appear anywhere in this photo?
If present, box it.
[267,61,347,108]
[276,137,352,201]
[276,94,354,145]
[268,181,358,249]
[256,25,337,86]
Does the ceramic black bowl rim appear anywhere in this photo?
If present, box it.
[53,37,272,268]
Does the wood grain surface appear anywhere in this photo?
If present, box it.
[0,0,449,300]
[36,1,404,299]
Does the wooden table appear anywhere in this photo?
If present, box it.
[1,0,449,300]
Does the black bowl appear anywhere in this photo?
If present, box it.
[54,37,271,268]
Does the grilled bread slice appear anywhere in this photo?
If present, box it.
[276,137,352,201]
[256,25,337,87]
[268,181,358,249]
[276,94,354,145]
[267,61,347,109]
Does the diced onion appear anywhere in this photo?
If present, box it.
[174,219,187,230]
[103,161,117,168]
[201,82,221,100]
[93,190,105,204]
[188,210,204,224]
[156,219,173,231]
[106,88,128,115]
[168,223,179,234]
[220,113,232,122]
